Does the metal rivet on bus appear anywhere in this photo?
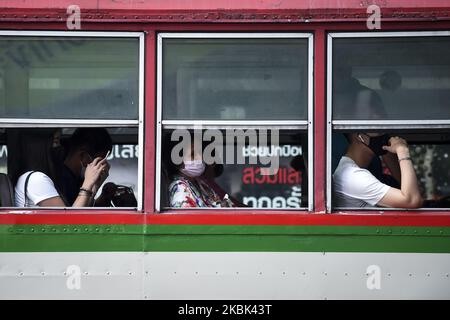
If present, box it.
[215,272,219,275]
[84,272,89,275]
[376,229,380,234]
[95,228,100,232]
[388,273,391,277]
[446,273,449,278]
[41,228,46,232]
[409,273,412,277]
[344,273,348,276]
[195,272,198,275]
[414,230,417,234]
[134,16,139,19]
[73,228,78,232]
[19,272,23,276]
[63,272,67,276]
[63,228,67,232]
[41,272,45,276]
[388,230,392,234]
[129,272,133,276]
[236,272,239,275]
[106,271,110,276]
[30,228,34,232]
[427,273,431,277]
[259,272,262,275]
[323,272,327,276]
[174,272,177,274]
[302,272,306,275]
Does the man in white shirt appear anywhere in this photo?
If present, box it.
[333,133,423,208]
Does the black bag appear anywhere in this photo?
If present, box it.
[111,185,137,207]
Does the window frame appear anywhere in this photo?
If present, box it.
[326,30,450,212]
[155,32,314,212]
[0,30,145,211]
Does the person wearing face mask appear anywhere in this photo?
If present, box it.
[7,128,108,208]
[60,128,114,206]
[165,137,234,208]
[332,133,423,208]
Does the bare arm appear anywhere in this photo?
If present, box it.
[377,137,423,208]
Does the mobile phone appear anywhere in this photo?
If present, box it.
[103,150,111,161]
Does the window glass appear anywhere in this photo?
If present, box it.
[332,37,450,120]
[0,37,139,119]
[162,38,309,120]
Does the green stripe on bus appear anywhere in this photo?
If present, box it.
[2,224,450,236]
[1,224,450,253]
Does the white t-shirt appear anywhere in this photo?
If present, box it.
[333,156,390,208]
[15,171,60,207]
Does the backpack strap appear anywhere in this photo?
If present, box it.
[24,171,35,207]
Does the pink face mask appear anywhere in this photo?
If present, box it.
[180,160,205,177]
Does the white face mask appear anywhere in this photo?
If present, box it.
[180,160,205,177]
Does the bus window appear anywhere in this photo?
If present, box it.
[0,32,143,210]
[161,129,307,210]
[157,33,313,211]
[0,36,139,120]
[0,127,138,209]
[329,32,450,211]
[162,37,309,120]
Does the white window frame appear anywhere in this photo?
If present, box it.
[156,32,314,212]
[0,30,145,210]
[327,30,450,212]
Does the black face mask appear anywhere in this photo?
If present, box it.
[363,134,390,156]
[366,134,390,156]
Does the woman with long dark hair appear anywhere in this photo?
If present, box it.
[7,128,108,207]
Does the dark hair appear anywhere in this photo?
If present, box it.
[7,128,65,199]
[67,128,112,157]
[161,132,182,179]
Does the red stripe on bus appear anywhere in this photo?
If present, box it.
[1,212,450,226]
